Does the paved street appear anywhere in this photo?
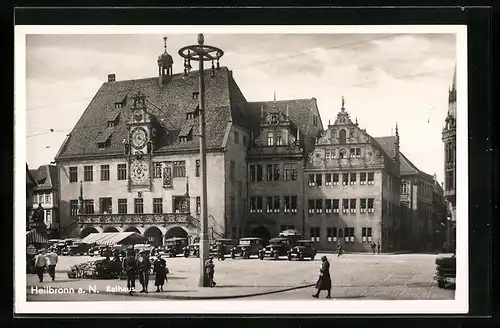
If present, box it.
[25,253,454,301]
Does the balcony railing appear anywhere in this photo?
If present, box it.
[77,213,194,226]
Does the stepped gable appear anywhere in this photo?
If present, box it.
[56,67,247,160]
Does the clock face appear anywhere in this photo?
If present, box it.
[131,127,148,150]
[130,160,149,184]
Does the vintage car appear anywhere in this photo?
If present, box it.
[434,253,456,289]
[258,237,293,260]
[278,229,303,244]
[164,237,189,257]
[210,238,237,258]
[287,240,317,261]
[231,237,264,259]
[62,243,92,256]
[182,242,201,257]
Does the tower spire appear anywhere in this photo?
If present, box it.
[341,96,345,111]
[273,90,276,102]
[452,63,456,90]
[395,122,399,136]
[163,36,168,52]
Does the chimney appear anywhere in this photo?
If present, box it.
[108,74,116,82]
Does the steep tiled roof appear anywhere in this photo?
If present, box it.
[26,164,36,187]
[32,164,59,191]
[399,152,433,180]
[374,136,397,158]
[56,67,240,160]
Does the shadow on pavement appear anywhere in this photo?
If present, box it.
[215,285,299,288]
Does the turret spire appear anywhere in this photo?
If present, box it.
[163,36,168,52]
[395,122,399,136]
[341,96,345,111]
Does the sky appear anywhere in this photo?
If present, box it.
[24,32,456,184]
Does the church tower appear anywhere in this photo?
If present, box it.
[442,64,456,225]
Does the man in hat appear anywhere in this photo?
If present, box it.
[204,255,216,287]
[122,249,138,295]
[34,249,47,282]
[313,255,332,299]
[137,250,151,293]
[153,253,167,292]
[45,248,59,281]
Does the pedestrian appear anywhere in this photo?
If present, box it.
[337,240,343,257]
[313,255,332,299]
[377,241,381,254]
[217,242,225,261]
[371,241,376,254]
[34,249,47,282]
[137,251,151,293]
[45,249,59,281]
[204,255,216,287]
[153,253,167,292]
[122,250,138,295]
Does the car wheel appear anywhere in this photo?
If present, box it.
[259,253,264,260]
[231,252,235,259]
[243,251,249,259]
[437,280,446,288]
[288,254,292,261]
[274,252,279,260]
[299,253,304,261]
[184,252,189,258]
[311,255,315,261]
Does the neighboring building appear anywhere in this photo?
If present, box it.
[245,96,323,240]
[399,153,434,252]
[30,164,60,238]
[26,164,37,229]
[432,175,447,251]
[303,99,401,252]
[442,65,457,250]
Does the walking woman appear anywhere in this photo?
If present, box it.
[153,253,167,292]
[313,255,332,299]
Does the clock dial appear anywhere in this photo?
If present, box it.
[130,160,149,184]
[131,127,148,149]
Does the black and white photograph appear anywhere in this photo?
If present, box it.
[15,25,467,314]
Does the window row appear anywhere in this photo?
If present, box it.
[308,198,375,215]
[152,160,191,179]
[308,172,374,187]
[249,163,298,182]
[249,196,298,214]
[33,192,52,205]
[309,227,374,243]
[266,131,286,146]
[70,196,201,215]
[324,147,363,160]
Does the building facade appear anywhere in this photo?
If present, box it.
[303,99,401,252]
[442,66,457,251]
[26,164,37,227]
[30,164,60,238]
[399,154,435,252]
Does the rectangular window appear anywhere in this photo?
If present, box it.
[173,196,187,213]
[291,196,297,214]
[308,174,315,187]
[368,172,375,185]
[273,164,280,181]
[153,198,163,214]
[350,198,357,213]
[99,197,112,214]
[256,165,263,181]
[134,198,144,214]
[276,133,283,145]
[83,199,94,214]
[45,193,51,204]
[267,132,274,146]
[266,164,273,181]
[325,150,331,160]
[315,199,323,214]
[283,163,290,180]
[250,196,256,213]
[445,170,454,191]
[284,196,290,213]
[332,173,339,186]
[362,227,372,243]
[69,167,78,183]
[342,173,349,186]
[325,199,332,214]
[310,227,320,242]
[368,198,375,213]
[327,227,338,242]
[291,163,298,180]
[315,174,322,186]
[266,196,273,213]
[196,197,201,215]
[45,210,52,225]
[195,160,200,177]
[342,199,349,213]
[360,198,367,213]
[100,165,110,181]
[332,199,339,213]
[350,148,356,158]
[401,182,408,194]
[256,196,263,212]
[230,160,235,180]
[325,173,332,186]
[308,199,315,215]
[274,196,280,213]
[360,172,367,185]
[70,200,79,216]
[33,194,38,205]
[118,199,127,214]
[153,162,162,178]
[84,166,93,182]
[117,164,127,180]
[173,161,186,178]
[234,131,239,144]
[249,165,256,181]
[355,148,362,158]
[350,173,357,185]
[344,227,355,243]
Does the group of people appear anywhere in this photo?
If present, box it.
[33,249,59,282]
[370,241,381,254]
[122,250,169,295]
[336,240,381,256]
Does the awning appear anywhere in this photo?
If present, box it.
[26,230,49,244]
[81,232,146,246]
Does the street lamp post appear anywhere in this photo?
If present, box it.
[179,34,224,287]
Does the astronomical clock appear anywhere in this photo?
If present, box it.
[126,91,154,191]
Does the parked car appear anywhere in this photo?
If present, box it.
[210,238,237,257]
[434,253,456,289]
[231,237,264,259]
[287,240,317,261]
[164,237,188,257]
[183,243,200,257]
[278,229,303,244]
[258,237,293,260]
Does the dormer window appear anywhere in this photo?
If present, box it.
[192,92,199,100]
[114,102,122,109]
[179,125,193,143]
[107,121,115,128]
[106,112,120,128]
[97,127,114,149]
[114,94,127,109]
[98,139,111,149]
